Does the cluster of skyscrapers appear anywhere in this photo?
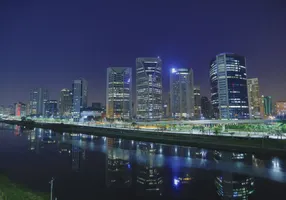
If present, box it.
[1,53,285,121]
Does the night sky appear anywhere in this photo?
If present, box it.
[0,0,285,105]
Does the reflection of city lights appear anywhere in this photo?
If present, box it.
[128,163,131,169]
[159,147,162,153]
[175,147,177,153]
[131,140,134,145]
[188,149,190,157]
[173,178,180,186]
[272,158,280,169]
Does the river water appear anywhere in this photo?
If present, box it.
[0,123,285,200]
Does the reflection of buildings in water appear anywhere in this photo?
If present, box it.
[58,142,72,154]
[136,145,163,197]
[28,129,41,154]
[215,173,254,200]
[214,150,250,162]
[106,138,132,188]
[72,143,81,172]
[215,151,255,199]
[252,155,265,168]
[14,125,20,136]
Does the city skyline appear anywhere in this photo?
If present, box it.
[0,0,286,105]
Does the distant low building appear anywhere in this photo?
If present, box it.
[275,101,286,118]
[80,107,102,122]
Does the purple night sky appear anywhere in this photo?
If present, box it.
[0,0,285,105]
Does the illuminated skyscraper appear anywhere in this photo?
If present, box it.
[29,88,49,115]
[72,79,88,121]
[210,53,249,119]
[247,78,261,119]
[106,67,132,119]
[194,86,201,119]
[276,101,286,118]
[136,57,162,120]
[59,88,73,117]
[262,95,272,117]
[170,68,194,119]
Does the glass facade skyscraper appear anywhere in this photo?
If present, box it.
[170,68,194,119]
[247,78,261,119]
[136,57,162,120]
[210,53,249,119]
[29,88,49,115]
[59,88,73,117]
[262,95,272,117]
[106,67,132,119]
[194,86,201,119]
[72,79,88,121]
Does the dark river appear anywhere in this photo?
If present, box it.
[0,123,285,200]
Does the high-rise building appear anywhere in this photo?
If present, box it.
[72,79,88,120]
[201,96,212,119]
[106,67,132,119]
[136,57,162,120]
[15,102,26,117]
[261,95,272,117]
[210,53,249,119]
[247,78,261,119]
[194,86,201,119]
[59,89,73,117]
[170,68,194,119]
[276,101,286,117]
[29,88,49,115]
[44,100,58,117]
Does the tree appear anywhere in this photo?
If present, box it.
[214,126,221,135]
[131,122,137,129]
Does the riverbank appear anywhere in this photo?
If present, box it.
[2,120,286,156]
[0,174,49,200]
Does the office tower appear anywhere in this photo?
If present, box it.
[136,57,162,121]
[106,67,132,119]
[210,53,249,119]
[276,101,286,118]
[15,102,26,117]
[262,95,272,117]
[247,78,261,119]
[194,86,201,119]
[91,102,102,110]
[201,96,212,119]
[59,89,73,117]
[44,100,58,117]
[72,79,88,121]
[29,88,49,115]
[170,68,194,119]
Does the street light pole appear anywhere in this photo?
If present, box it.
[50,177,54,200]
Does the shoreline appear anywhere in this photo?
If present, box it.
[1,119,286,156]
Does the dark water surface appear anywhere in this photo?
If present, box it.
[0,123,286,200]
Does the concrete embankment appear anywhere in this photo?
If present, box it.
[1,120,286,156]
